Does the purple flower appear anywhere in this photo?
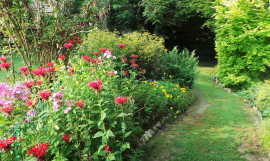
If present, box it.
[0,82,10,98]
[0,99,12,107]
[52,91,63,100]
[11,84,30,100]
[53,100,61,111]
[27,109,35,117]
[66,100,75,107]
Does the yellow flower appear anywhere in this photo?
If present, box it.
[174,88,176,90]
[162,89,166,93]
[154,88,156,90]
[174,116,177,118]
[170,94,173,98]
[160,86,164,89]
[169,75,171,78]
[164,73,166,75]
[166,94,170,98]
[170,107,173,110]
[176,110,179,114]
[177,84,180,87]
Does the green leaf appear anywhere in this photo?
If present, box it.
[120,142,130,151]
[93,131,104,138]
[101,112,106,121]
[124,131,132,138]
[106,130,114,138]
[98,144,105,152]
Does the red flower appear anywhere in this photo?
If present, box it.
[68,40,75,44]
[62,134,71,143]
[39,90,51,100]
[32,67,47,77]
[104,145,110,153]
[115,96,127,106]
[0,56,8,62]
[77,40,82,43]
[131,55,138,59]
[28,142,50,160]
[47,67,55,73]
[121,54,125,58]
[59,55,65,60]
[141,69,146,74]
[100,48,107,53]
[26,101,33,107]
[123,70,128,75]
[68,67,74,75]
[82,56,91,63]
[1,106,14,116]
[47,62,54,67]
[94,52,100,57]
[118,44,125,49]
[19,66,29,76]
[122,59,128,63]
[132,63,138,68]
[24,80,35,89]
[74,36,79,40]
[0,136,16,152]
[1,62,11,70]
[91,59,97,64]
[75,100,85,109]
[36,80,43,85]
[64,43,73,50]
[89,80,103,92]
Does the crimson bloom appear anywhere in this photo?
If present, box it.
[118,44,125,49]
[32,67,47,77]
[1,106,14,116]
[91,59,97,64]
[0,56,8,63]
[0,136,16,152]
[47,67,55,73]
[100,48,107,53]
[115,96,127,106]
[94,52,100,57]
[39,90,52,100]
[75,100,85,109]
[24,80,35,89]
[141,69,146,74]
[104,145,110,153]
[123,70,128,75]
[77,40,82,43]
[68,40,75,44]
[59,55,65,60]
[28,142,50,161]
[131,55,138,59]
[74,36,79,40]
[1,62,11,70]
[62,134,71,143]
[68,67,74,75]
[132,63,138,68]
[122,59,128,63]
[26,101,33,107]
[36,80,43,85]
[64,43,73,50]
[47,62,54,67]
[82,56,91,63]
[19,66,29,76]
[89,80,103,92]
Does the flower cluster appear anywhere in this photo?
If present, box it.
[52,91,64,111]
[19,66,29,76]
[115,96,127,106]
[0,56,11,70]
[0,136,16,152]
[62,134,71,143]
[39,90,52,101]
[75,100,84,109]
[28,142,50,161]
[89,80,103,92]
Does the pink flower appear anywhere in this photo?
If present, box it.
[68,40,75,44]
[39,90,51,101]
[1,62,11,70]
[75,100,84,109]
[59,55,65,60]
[62,134,71,143]
[68,67,74,75]
[64,43,73,50]
[47,67,55,73]
[77,40,82,43]
[46,62,54,67]
[114,96,127,106]
[118,44,125,49]
[104,145,110,153]
[89,80,103,92]
[32,67,47,77]
[27,109,35,117]
[74,36,79,40]
[64,107,72,114]
[94,52,100,57]
[131,55,138,59]
[26,101,33,107]
[0,56,8,63]
[141,69,146,74]
[28,142,50,160]
[91,59,97,64]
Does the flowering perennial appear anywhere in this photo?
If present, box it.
[62,134,71,143]
[0,136,16,152]
[39,90,52,101]
[28,142,50,161]
[89,80,103,92]
[115,96,127,106]
[75,100,84,109]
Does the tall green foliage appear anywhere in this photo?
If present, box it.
[215,0,270,89]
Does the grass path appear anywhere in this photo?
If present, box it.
[143,67,267,161]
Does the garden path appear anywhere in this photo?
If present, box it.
[144,67,268,161]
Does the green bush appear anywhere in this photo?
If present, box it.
[161,47,198,87]
[255,81,270,117]
[215,0,270,89]
[79,30,166,79]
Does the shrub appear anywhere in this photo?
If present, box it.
[255,81,270,117]
[161,47,198,87]
[214,0,270,89]
[0,46,195,160]
[78,30,166,79]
